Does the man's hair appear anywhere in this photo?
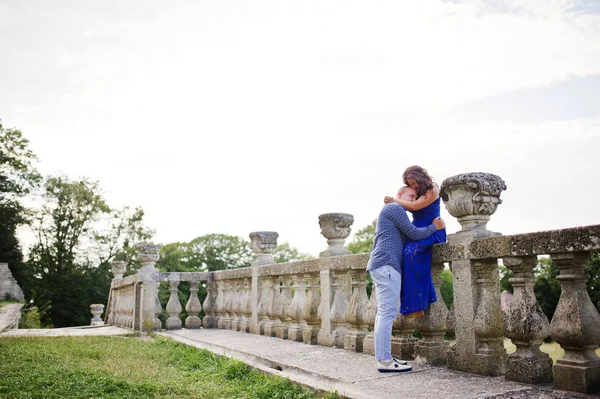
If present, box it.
[398,186,415,195]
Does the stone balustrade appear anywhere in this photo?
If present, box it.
[104,172,600,394]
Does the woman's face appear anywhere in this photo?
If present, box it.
[407,178,419,190]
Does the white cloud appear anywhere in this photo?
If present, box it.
[2,1,600,255]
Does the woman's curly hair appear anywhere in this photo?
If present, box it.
[402,165,434,198]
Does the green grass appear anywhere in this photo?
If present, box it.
[0,335,341,399]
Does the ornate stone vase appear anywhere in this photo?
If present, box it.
[249,231,279,266]
[318,213,354,257]
[440,173,507,237]
[110,261,126,279]
[90,304,105,326]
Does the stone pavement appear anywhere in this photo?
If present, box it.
[0,324,131,337]
[1,325,597,398]
[0,303,24,332]
[158,329,598,399]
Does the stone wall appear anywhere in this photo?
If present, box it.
[0,263,25,302]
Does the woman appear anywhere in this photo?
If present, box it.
[384,165,447,318]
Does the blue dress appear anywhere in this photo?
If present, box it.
[400,197,447,315]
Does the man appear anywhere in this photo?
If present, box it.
[366,185,445,372]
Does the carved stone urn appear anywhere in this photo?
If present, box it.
[136,244,161,272]
[249,231,279,266]
[110,261,126,280]
[440,172,507,238]
[318,213,354,257]
[90,304,105,326]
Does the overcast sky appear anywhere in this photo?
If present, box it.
[2,0,600,257]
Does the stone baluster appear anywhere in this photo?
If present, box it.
[113,289,122,326]
[221,280,233,330]
[130,285,137,329]
[239,278,251,333]
[154,285,163,330]
[302,272,321,344]
[550,252,600,394]
[185,279,203,329]
[265,276,283,337]
[362,285,377,355]
[202,279,217,328]
[415,261,449,365]
[257,276,273,335]
[249,231,278,334]
[330,271,351,348]
[215,281,226,329]
[318,213,354,258]
[392,315,419,360]
[121,289,129,328]
[288,274,308,341]
[472,259,506,373]
[277,276,294,340]
[502,255,552,384]
[136,244,162,332]
[230,280,241,331]
[166,275,182,330]
[344,269,369,352]
[441,172,507,376]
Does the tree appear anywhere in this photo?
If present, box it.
[272,242,313,263]
[27,176,152,327]
[347,220,376,254]
[0,120,41,299]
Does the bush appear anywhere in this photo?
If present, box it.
[19,306,42,329]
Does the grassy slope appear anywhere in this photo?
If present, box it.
[0,335,339,399]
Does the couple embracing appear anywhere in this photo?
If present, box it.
[366,165,447,373]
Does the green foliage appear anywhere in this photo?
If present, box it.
[18,305,42,329]
[347,219,376,254]
[272,242,313,263]
[0,120,40,299]
[25,176,152,327]
[499,265,514,293]
[188,234,254,272]
[0,336,336,398]
[439,268,453,308]
[585,251,600,312]
[533,257,561,321]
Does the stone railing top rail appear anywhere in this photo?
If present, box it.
[111,273,139,289]
[259,253,369,277]
[433,224,600,262]
[157,272,212,283]
[210,253,370,280]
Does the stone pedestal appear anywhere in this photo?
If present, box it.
[441,173,507,376]
[249,231,278,334]
[136,244,162,332]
